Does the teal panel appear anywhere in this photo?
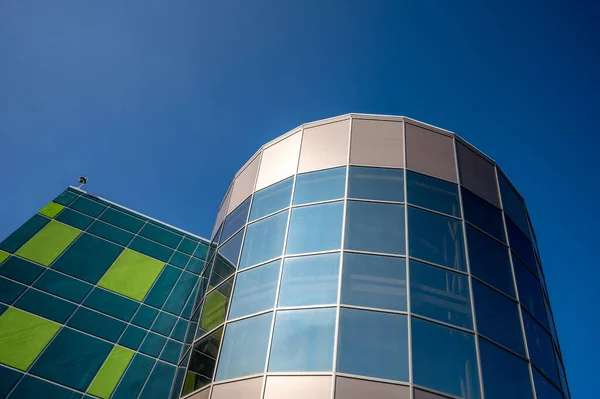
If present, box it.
[0,364,22,397]
[159,339,182,364]
[9,375,81,399]
[99,208,144,233]
[139,224,182,248]
[70,197,106,217]
[163,272,197,315]
[0,257,44,284]
[55,208,94,230]
[118,325,147,350]
[169,251,190,268]
[53,190,78,206]
[33,269,92,303]
[139,361,175,399]
[0,277,27,304]
[84,288,140,321]
[87,220,134,246]
[177,238,197,255]
[129,236,173,263]
[144,266,181,308]
[67,307,126,342]
[139,332,166,357]
[111,354,155,399]
[15,289,77,323]
[132,305,159,329]
[151,312,177,336]
[0,214,49,253]
[193,241,209,260]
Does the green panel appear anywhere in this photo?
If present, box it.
[0,251,8,264]
[0,214,49,253]
[0,308,60,370]
[200,287,228,332]
[99,249,165,301]
[38,202,64,218]
[16,221,81,267]
[87,345,135,399]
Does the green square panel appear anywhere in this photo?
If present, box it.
[16,220,81,267]
[87,345,134,399]
[38,202,64,218]
[0,308,60,370]
[0,214,49,253]
[99,249,165,301]
[0,251,8,264]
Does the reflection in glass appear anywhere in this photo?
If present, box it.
[407,170,461,217]
[181,327,222,395]
[228,260,280,320]
[410,260,472,329]
[250,177,293,222]
[199,279,232,332]
[268,308,336,372]
[348,166,404,202]
[506,218,536,274]
[513,254,548,328]
[239,210,288,269]
[479,338,533,399]
[337,308,408,381]
[221,197,251,243]
[217,228,245,267]
[293,167,346,205]
[408,207,466,271]
[341,252,406,311]
[278,252,339,307]
[345,201,405,255]
[461,188,505,243]
[412,317,481,399]
[209,254,236,289]
[533,368,563,399]
[286,202,343,255]
[523,311,559,386]
[497,173,529,237]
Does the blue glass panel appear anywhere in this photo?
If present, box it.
[407,170,461,217]
[286,201,344,255]
[171,318,188,342]
[410,260,472,329]
[345,201,405,255]
[68,307,126,342]
[348,166,404,202]
[479,338,533,399]
[132,305,159,329]
[87,220,134,246]
[160,339,183,364]
[55,208,93,230]
[217,228,244,267]
[70,196,106,217]
[53,190,78,206]
[472,280,525,356]
[341,252,407,311]
[221,197,251,243]
[169,251,190,268]
[228,260,280,320]
[278,252,339,306]
[461,187,505,243]
[412,317,481,399]
[10,375,81,399]
[293,167,346,205]
[0,277,26,304]
[0,214,49,253]
[0,364,22,397]
[139,224,182,248]
[513,255,548,328]
[152,312,177,336]
[163,272,198,315]
[209,254,236,288]
[506,218,537,274]
[119,325,147,350]
[129,237,173,263]
[0,257,44,284]
[338,308,408,381]
[112,354,155,399]
[178,237,198,255]
[239,210,288,269]
[466,225,514,297]
[523,312,559,385]
[139,361,175,399]
[215,312,273,380]
[408,207,466,271]
[533,368,563,399]
[84,287,139,321]
[193,241,209,260]
[15,289,76,323]
[30,328,112,391]
[99,208,144,233]
[251,176,293,220]
[33,269,92,303]
[269,308,336,372]
[145,266,182,308]
[497,173,529,237]
[140,332,167,357]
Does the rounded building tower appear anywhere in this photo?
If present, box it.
[174,114,570,399]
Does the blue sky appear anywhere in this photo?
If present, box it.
[1,0,597,396]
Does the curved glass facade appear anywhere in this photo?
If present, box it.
[178,115,570,399]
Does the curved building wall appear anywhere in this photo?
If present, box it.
[175,114,570,399]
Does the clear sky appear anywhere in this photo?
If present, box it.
[1,1,597,396]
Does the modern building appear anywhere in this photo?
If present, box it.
[0,114,570,399]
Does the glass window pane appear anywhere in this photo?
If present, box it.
[533,368,563,399]
[348,166,404,202]
[286,201,343,255]
[250,177,293,221]
[209,253,236,289]
[411,317,481,399]
[506,218,536,274]
[200,279,233,332]
[337,308,408,381]
[461,188,505,243]
[497,173,529,237]
[407,170,461,217]
[293,167,346,205]
[70,197,106,217]
[217,228,244,268]
[129,236,173,263]
[33,269,92,303]
[466,225,514,297]
[472,280,525,356]
[268,308,336,372]
[345,201,405,255]
[228,260,280,320]
[221,197,251,243]
[523,311,559,385]
[0,214,49,253]
[182,327,222,394]
[87,220,134,247]
[341,252,406,311]
[479,338,533,399]
[410,260,472,329]
[278,253,339,307]
[239,210,288,269]
[215,312,273,380]
[139,224,181,248]
[513,255,548,328]
[408,207,466,271]
[55,208,93,230]
[99,208,144,233]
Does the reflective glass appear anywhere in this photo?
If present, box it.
[408,207,466,271]
[55,208,93,230]
[118,325,147,350]
[132,305,159,329]
[506,218,536,274]
[129,236,173,263]
[54,190,78,206]
[99,208,144,233]
[160,339,183,364]
[70,197,106,217]
[0,214,49,253]
[215,312,273,380]
[466,225,514,297]
[0,257,44,284]
[228,260,280,320]
[293,167,346,205]
[345,201,405,255]
[139,332,167,357]
[461,188,505,243]
[169,251,190,269]
[341,252,406,311]
[410,260,472,329]
[533,368,563,399]
[239,210,288,269]
[217,228,244,267]
[514,254,548,328]
[144,266,182,308]
[178,237,198,255]
[0,277,26,304]
[152,312,177,336]
[15,288,76,323]
[139,361,175,399]
[286,201,343,255]
[67,307,126,342]
[278,252,339,307]
[497,173,529,237]
[268,308,336,372]
[84,287,139,321]
[472,280,525,355]
[112,354,155,399]
[200,278,232,332]
[412,317,480,399]
[348,166,404,202]
[209,254,236,289]
[221,197,251,243]
[163,271,198,315]
[479,338,533,399]
[10,375,81,399]
[182,327,222,394]
[406,170,461,217]
[34,269,92,303]
[87,220,134,246]
[250,177,293,221]
[523,311,559,385]
[194,241,210,260]
[139,223,181,248]
[337,308,408,381]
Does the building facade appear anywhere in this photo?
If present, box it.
[179,114,570,399]
[0,187,211,398]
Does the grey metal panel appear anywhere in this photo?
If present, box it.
[456,141,500,207]
[298,119,350,173]
[212,184,232,239]
[227,155,261,214]
[188,387,211,399]
[335,377,410,399]
[210,377,263,399]
[256,131,302,191]
[263,376,332,399]
[350,119,404,168]
[405,123,457,183]
[414,389,453,399]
